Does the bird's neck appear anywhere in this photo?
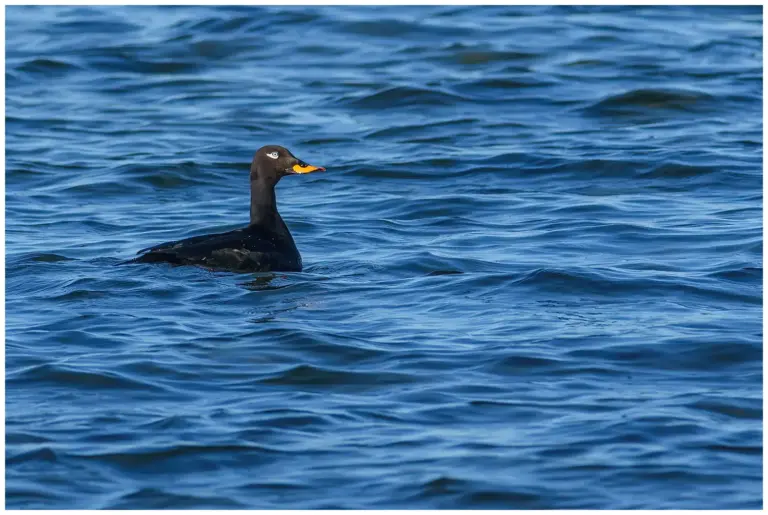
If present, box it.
[249,178,295,250]
[249,178,279,226]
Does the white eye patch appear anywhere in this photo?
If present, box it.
[267,151,279,159]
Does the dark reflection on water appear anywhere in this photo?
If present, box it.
[6,5,762,510]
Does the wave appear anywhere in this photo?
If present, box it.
[106,488,248,509]
[14,58,82,77]
[339,86,471,109]
[259,363,419,389]
[584,88,718,120]
[8,363,171,392]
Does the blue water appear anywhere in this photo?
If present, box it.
[5,5,762,509]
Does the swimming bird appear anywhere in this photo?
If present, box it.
[132,145,324,272]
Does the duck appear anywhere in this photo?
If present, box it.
[132,145,324,272]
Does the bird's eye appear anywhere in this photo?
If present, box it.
[267,151,279,159]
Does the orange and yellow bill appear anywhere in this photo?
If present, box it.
[292,163,325,174]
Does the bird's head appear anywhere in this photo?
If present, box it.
[251,145,325,185]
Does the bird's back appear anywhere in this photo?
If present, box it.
[133,225,302,272]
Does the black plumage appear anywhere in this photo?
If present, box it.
[132,145,324,272]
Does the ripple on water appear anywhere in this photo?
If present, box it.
[340,86,472,109]
[584,87,719,119]
[5,4,762,511]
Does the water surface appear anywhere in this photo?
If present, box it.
[6,5,762,509]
